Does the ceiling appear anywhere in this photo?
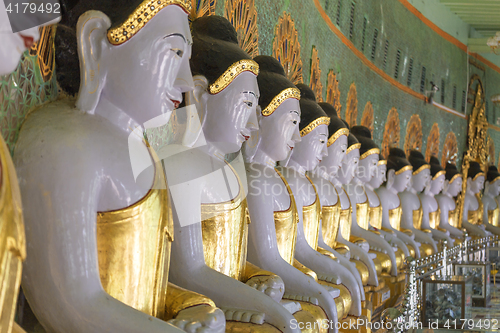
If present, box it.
[441,0,500,37]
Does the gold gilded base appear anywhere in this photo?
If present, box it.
[361,300,373,322]
[292,310,322,333]
[225,322,281,332]
[317,281,349,320]
[352,259,370,285]
[296,301,329,333]
[419,243,434,258]
[380,273,406,308]
[340,315,372,333]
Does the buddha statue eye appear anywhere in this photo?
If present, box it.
[245,101,253,107]
[292,120,297,125]
[171,48,183,57]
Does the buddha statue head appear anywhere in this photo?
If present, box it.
[53,0,196,126]
[350,126,380,183]
[317,102,348,178]
[427,156,446,195]
[467,161,485,194]
[0,1,59,75]
[386,148,412,193]
[486,165,500,197]
[285,84,329,171]
[247,55,301,163]
[443,163,462,197]
[337,126,360,186]
[188,15,259,155]
[368,154,387,189]
[408,150,431,193]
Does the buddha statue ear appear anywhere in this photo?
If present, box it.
[386,169,396,189]
[75,11,111,113]
[485,181,491,195]
[183,75,209,147]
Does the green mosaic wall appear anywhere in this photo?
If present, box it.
[2,0,500,165]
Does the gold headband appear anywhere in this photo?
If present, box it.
[472,172,485,181]
[491,176,500,184]
[208,60,259,94]
[449,173,462,184]
[378,160,387,165]
[360,148,380,160]
[346,143,361,155]
[432,170,446,180]
[107,0,192,45]
[261,88,301,116]
[395,165,413,175]
[327,128,349,147]
[300,116,330,137]
[412,164,430,175]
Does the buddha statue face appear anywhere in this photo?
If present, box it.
[258,98,301,161]
[430,174,445,195]
[0,3,42,75]
[412,169,431,193]
[338,148,360,185]
[77,6,193,124]
[370,163,387,189]
[290,124,328,171]
[390,170,412,193]
[488,179,500,197]
[356,154,379,183]
[469,175,485,194]
[446,176,462,197]
[200,72,259,154]
[318,134,347,177]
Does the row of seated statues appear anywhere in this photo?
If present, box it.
[1,1,500,332]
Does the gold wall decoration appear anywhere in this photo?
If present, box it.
[457,79,488,228]
[360,101,374,136]
[404,114,423,157]
[345,82,358,127]
[309,47,323,102]
[425,123,440,162]
[190,0,216,19]
[29,25,56,82]
[441,132,458,168]
[224,0,259,58]
[272,12,303,85]
[326,70,341,114]
[382,107,400,158]
[487,135,495,165]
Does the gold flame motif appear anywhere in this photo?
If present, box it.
[326,70,341,114]
[309,47,323,102]
[361,101,374,136]
[272,12,303,85]
[404,114,423,158]
[425,123,440,162]
[190,0,216,19]
[441,132,458,169]
[345,82,357,127]
[225,0,259,57]
[382,107,400,158]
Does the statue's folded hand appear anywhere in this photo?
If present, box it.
[168,305,226,333]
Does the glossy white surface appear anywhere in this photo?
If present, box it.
[436,176,464,238]
[463,176,490,237]
[346,154,399,276]
[400,170,437,254]
[377,169,420,260]
[245,102,338,332]
[14,7,227,333]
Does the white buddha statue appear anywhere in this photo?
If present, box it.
[165,18,304,333]
[400,150,437,257]
[245,56,345,333]
[436,163,464,239]
[14,2,226,332]
[309,103,371,296]
[481,165,500,235]
[462,161,490,237]
[0,4,58,332]
[277,84,366,325]
[419,157,454,245]
[376,148,420,259]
